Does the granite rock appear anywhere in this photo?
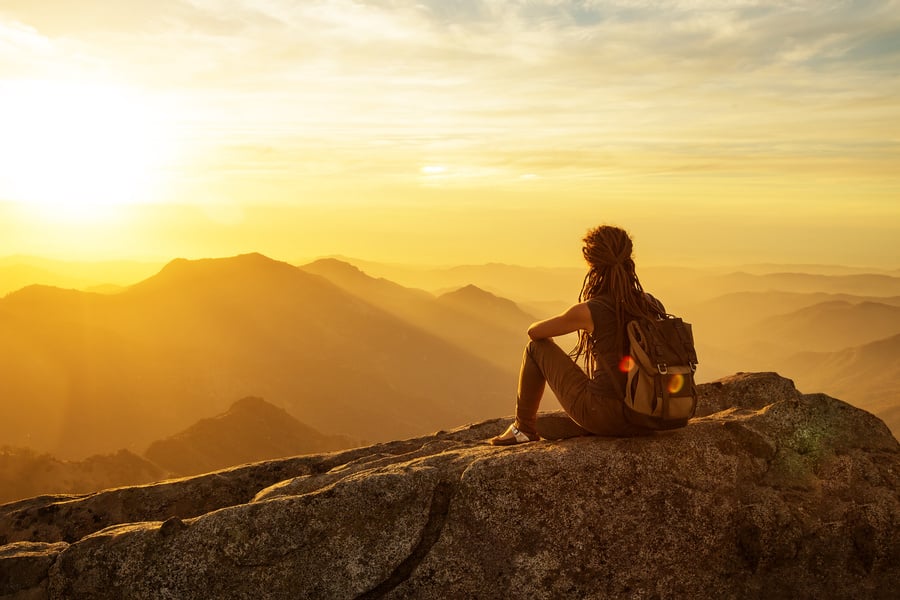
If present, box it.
[0,373,897,599]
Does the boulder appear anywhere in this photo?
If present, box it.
[695,371,802,416]
[0,542,67,600]
[0,373,897,599]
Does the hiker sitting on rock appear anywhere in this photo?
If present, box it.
[490,225,665,445]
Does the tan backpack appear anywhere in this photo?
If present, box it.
[620,315,699,430]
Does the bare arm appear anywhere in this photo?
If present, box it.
[527,302,593,340]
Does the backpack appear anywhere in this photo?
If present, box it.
[619,314,699,430]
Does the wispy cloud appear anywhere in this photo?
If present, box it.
[1,0,898,186]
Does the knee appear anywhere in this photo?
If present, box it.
[525,337,554,357]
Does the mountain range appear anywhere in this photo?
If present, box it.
[313,256,584,304]
[0,255,161,296]
[691,296,900,374]
[693,271,900,298]
[0,396,365,504]
[0,253,525,460]
[0,446,165,505]
[1,252,898,466]
[782,333,900,433]
[298,258,535,371]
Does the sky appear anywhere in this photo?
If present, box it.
[0,0,898,268]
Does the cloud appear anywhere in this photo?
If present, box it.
[6,1,898,83]
[0,0,249,36]
[0,0,897,186]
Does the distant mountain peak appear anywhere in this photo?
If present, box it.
[446,283,496,297]
[222,396,292,420]
[299,257,419,295]
[302,258,367,278]
[437,283,534,325]
[144,396,358,477]
[159,252,287,274]
[0,283,99,312]
[228,395,271,412]
[439,283,521,310]
[127,253,307,295]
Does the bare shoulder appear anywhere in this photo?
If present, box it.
[527,302,594,339]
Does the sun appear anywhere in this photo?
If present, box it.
[0,79,177,222]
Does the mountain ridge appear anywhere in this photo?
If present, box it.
[145,396,362,477]
[0,447,166,506]
[753,300,900,352]
[4,252,899,458]
[299,257,536,372]
[0,395,362,504]
[0,256,163,296]
[783,333,900,433]
[0,253,514,459]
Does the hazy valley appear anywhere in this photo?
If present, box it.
[1,253,899,503]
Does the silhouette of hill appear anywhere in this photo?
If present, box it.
[754,301,900,353]
[436,284,535,333]
[0,447,165,505]
[311,257,700,312]
[696,291,900,330]
[696,271,900,299]
[299,258,434,308]
[299,258,535,371]
[686,290,900,384]
[0,254,512,459]
[0,255,160,296]
[0,264,83,296]
[314,256,584,303]
[0,396,363,502]
[300,260,900,315]
[782,333,900,437]
[144,396,361,477]
[730,263,897,276]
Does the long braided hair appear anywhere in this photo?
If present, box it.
[570,225,659,376]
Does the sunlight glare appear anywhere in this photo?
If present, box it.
[667,373,685,394]
[0,79,177,222]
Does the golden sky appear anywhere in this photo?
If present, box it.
[0,1,898,268]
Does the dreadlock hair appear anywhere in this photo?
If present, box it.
[570,225,660,376]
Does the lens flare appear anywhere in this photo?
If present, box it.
[619,355,635,373]
[667,374,685,394]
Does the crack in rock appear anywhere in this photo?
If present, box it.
[356,479,455,599]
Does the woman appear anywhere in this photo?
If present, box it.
[490,225,664,445]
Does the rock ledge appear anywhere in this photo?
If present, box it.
[1,372,898,599]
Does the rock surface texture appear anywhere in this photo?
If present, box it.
[1,372,898,599]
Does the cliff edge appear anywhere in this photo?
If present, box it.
[1,372,898,599]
